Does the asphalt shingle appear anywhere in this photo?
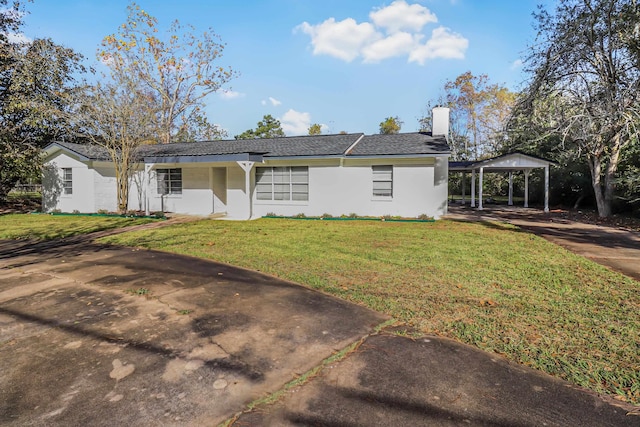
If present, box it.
[348,133,450,156]
[47,132,450,161]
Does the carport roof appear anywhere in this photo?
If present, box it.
[449,152,554,172]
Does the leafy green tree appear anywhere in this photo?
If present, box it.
[379,116,402,134]
[440,71,515,160]
[514,0,640,217]
[0,2,86,201]
[308,123,322,135]
[235,114,285,139]
[99,2,237,144]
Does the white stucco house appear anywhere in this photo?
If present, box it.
[42,109,452,220]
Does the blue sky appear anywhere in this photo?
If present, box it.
[21,0,551,138]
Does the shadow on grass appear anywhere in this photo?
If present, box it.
[446,209,640,251]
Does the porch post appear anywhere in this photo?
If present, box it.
[544,165,550,212]
[461,172,466,205]
[144,163,152,216]
[508,172,513,206]
[524,169,530,208]
[471,169,476,208]
[478,167,484,210]
[237,161,254,220]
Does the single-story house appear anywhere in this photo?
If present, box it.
[42,108,452,219]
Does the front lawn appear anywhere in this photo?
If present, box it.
[0,213,158,240]
[99,218,640,405]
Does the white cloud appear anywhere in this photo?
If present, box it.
[510,58,523,70]
[296,18,378,62]
[219,90,244,100]
[280,109,313,136]
[408,26,468,65]
[295,2,467,65]
[261,96,282,106]
[362,31,417,63]
[370,0,437,33]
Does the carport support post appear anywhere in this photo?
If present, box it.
[524,169,530,208]
[471,169,476,207]
[461,172,466,204]
[508,172,513,206]
[544,165,550,212]
[478,167,484,210]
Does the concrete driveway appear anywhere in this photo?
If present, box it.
[0,238,387,426]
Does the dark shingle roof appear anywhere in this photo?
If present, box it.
[143,133,364,158]
[46,132,451,161]
[349,133,450,156]
[51,141,113,161]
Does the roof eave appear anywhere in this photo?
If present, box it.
[143,153,264,163]
[43,142,92,161]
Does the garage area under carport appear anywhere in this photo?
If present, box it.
[449,152,554,212]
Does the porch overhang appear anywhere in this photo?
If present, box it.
[143,153,265,164]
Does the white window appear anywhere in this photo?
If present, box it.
[62,168,73,195]
[156,168,182,195]
[256,166,308,201]
[372,165,393,198]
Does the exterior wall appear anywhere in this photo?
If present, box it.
[42,153,96,213]
[226,163,250,219]
[251,157,449,219]
[145,164,214,215]
[44,152,450,219]
[93,163,119,212]
[433,157,449,216]
[210,167,227,213]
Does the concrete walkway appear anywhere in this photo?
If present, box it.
[445,205,640,282]
[1,216,638,426]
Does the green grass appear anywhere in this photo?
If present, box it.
[0,213,157,240]
[98,218,640,405]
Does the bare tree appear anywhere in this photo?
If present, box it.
[99,2,237,144]
[73,77,159,213]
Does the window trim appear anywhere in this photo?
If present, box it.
[255,166,309,202]
[62,168,73,195]
[156,168,183,195]
[372,165,393,198]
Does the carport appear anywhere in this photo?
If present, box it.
[449,153,553,212]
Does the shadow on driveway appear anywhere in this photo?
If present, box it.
[0,239,387,426]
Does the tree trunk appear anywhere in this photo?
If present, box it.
[588,153,611,217]
[602,133,622,218]
[588,133,623,218]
